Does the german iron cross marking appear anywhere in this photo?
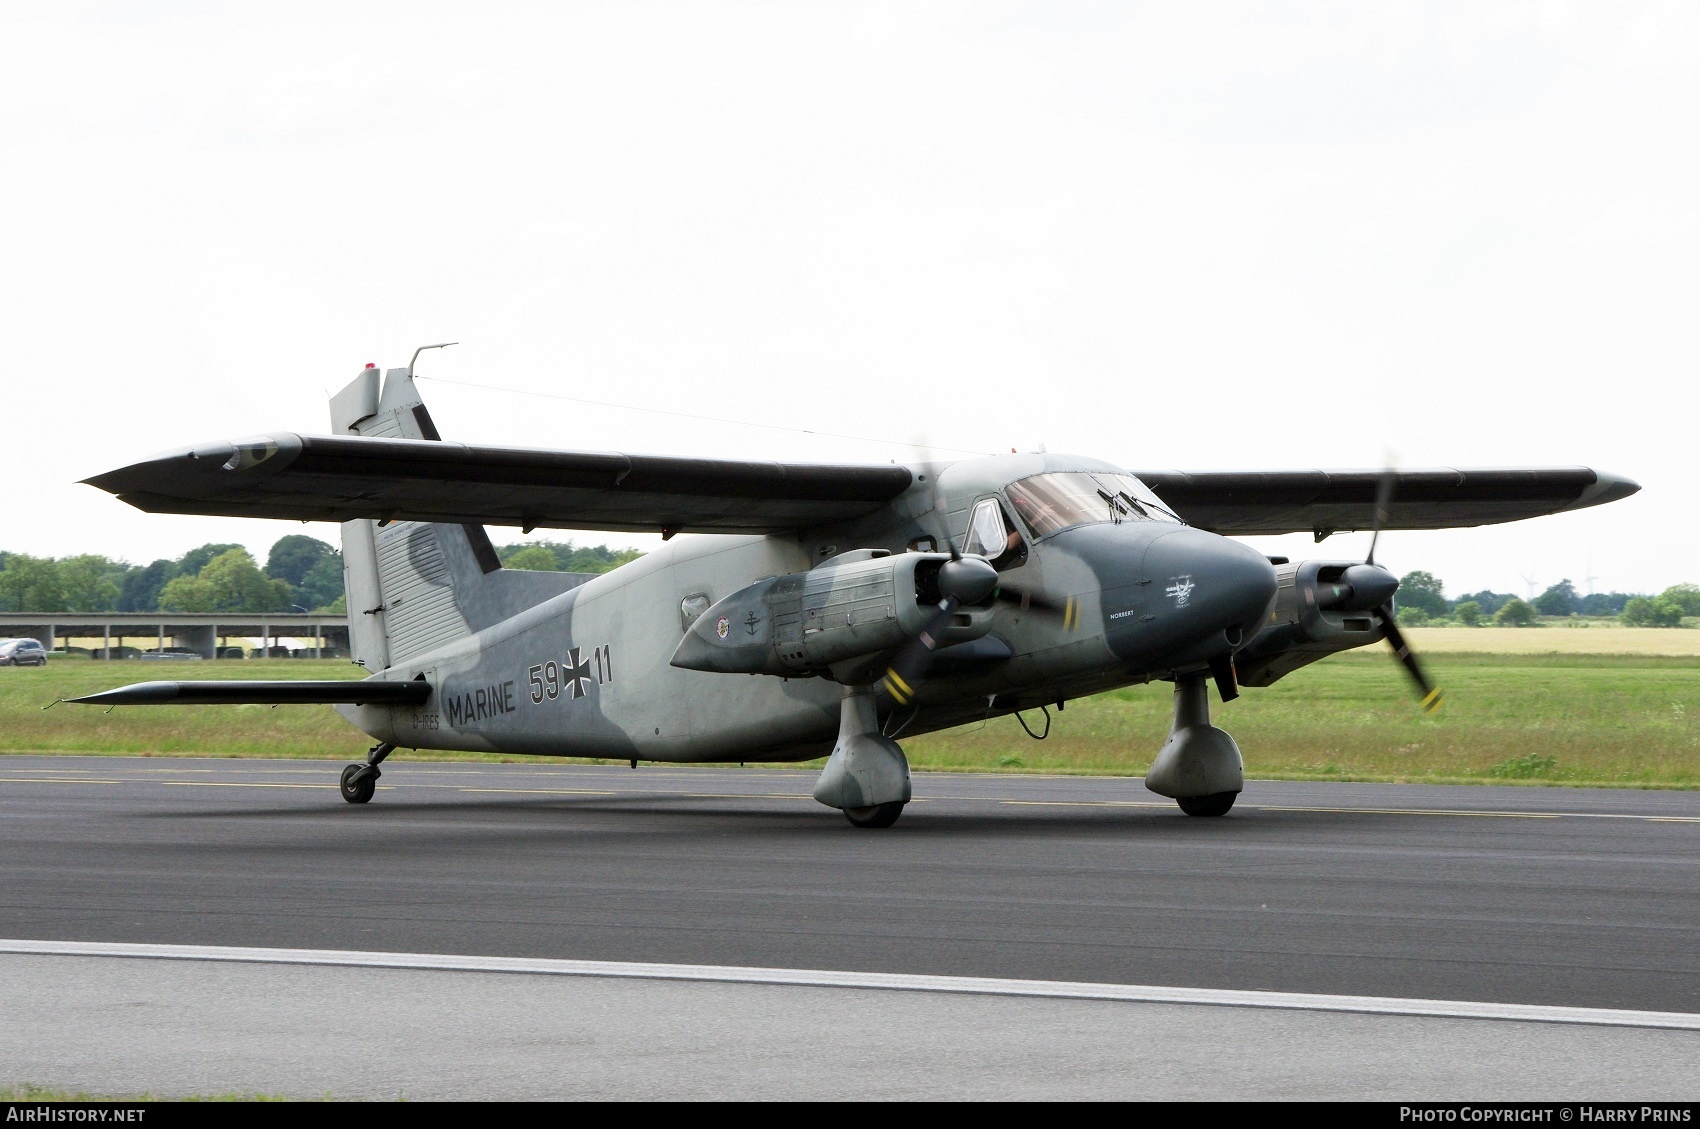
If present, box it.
[564,647,593,699]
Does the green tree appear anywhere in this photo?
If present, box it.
[496,539,644,574]
[563,544,643,573]
[1397,606,1431,626]
[1579,591,1633,616]
[1622,597,1683,628]
[296,555,344,611]
[1454,600,1483,627]
[1659,583,1700,617]
[161,549,290,613]
[199,549,292,613]
[1396,571,1448,617]
[120,559,179,612]
[317,593,347,615]
[503,545,564,571]
[1534,579,1580,616]
[1455,590,1512,617]
[57,555,123,612]
[0,555,66,612]
[262,534,342,610]
[1495,598,1537,627]
[176,542,244,577]
[265,535,335,588]
[158,574,217,612]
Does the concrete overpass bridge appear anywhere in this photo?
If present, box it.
[0,613,350,659]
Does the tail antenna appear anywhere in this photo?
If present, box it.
[409,341,459,373]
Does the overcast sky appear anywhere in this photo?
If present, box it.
[3,1,1694,598]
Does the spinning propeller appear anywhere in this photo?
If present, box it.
[1313,464,1444,713]
[878,466,1061,706]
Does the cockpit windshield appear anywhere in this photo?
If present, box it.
[1004,471,1182,538]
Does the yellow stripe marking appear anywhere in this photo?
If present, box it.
[883,669,913,704]
[1421,688,1444,713]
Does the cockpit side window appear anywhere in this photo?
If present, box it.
[1005,472,1182,539]
[962,498,1027,570]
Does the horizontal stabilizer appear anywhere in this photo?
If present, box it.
[64,680,431,707]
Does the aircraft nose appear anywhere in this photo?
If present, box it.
[1140,527,1278,653]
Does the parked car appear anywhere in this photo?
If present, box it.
[0,638,48,666]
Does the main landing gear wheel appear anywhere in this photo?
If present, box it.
[1177,792,1236,817]
[843,801,905,829]
[340,764,377,805]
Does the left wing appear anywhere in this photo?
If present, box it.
[83,433,915,536]
[1131,467,1638,537]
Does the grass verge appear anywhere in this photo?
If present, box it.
[4,653,1697,788]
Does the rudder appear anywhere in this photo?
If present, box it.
[329,364,590,673]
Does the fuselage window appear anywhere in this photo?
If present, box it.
[679,593,712,632]
[962,498,1027,570]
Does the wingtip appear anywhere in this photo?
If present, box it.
[1567,470,1640,512]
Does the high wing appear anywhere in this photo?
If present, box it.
[83,432,916,536]
[83,432,1635,539]
[1132,467,1639,538]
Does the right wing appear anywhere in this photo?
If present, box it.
[83,433,916,536]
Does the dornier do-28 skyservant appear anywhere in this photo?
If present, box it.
[72,359,1638,827]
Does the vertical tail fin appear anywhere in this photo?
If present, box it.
[329,364,589,672]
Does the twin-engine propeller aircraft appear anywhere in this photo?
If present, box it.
[71,361,1638,827]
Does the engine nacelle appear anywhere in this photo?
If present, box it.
[669,550,997,680]
[1235,560,1391,687]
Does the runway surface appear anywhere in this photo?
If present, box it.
[3,756,1698,1097]
[3,950,1696,1101]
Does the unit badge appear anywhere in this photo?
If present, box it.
[715,615,730,639]
[1165,575,1196,607]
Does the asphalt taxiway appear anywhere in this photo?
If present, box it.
[2,757,1697,1098]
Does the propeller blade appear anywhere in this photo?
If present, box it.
[1209,655,1240,703]
[1378,605,1443,713]
[1367,461,1397,567]
[911,440,961,561]
[878,598,959,706]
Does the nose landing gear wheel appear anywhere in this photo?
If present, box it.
[340,764,377,804]
[1177,792,1236,817]
[843,801,905,828]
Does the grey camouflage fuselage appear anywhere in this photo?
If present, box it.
[336,372,1277,764]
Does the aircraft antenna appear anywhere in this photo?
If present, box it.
[408,341,459,373]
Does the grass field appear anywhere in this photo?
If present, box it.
[1406,625,1700,655]
[5,646,1697,787]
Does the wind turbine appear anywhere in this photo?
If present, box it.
[1517,570,1540,600]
